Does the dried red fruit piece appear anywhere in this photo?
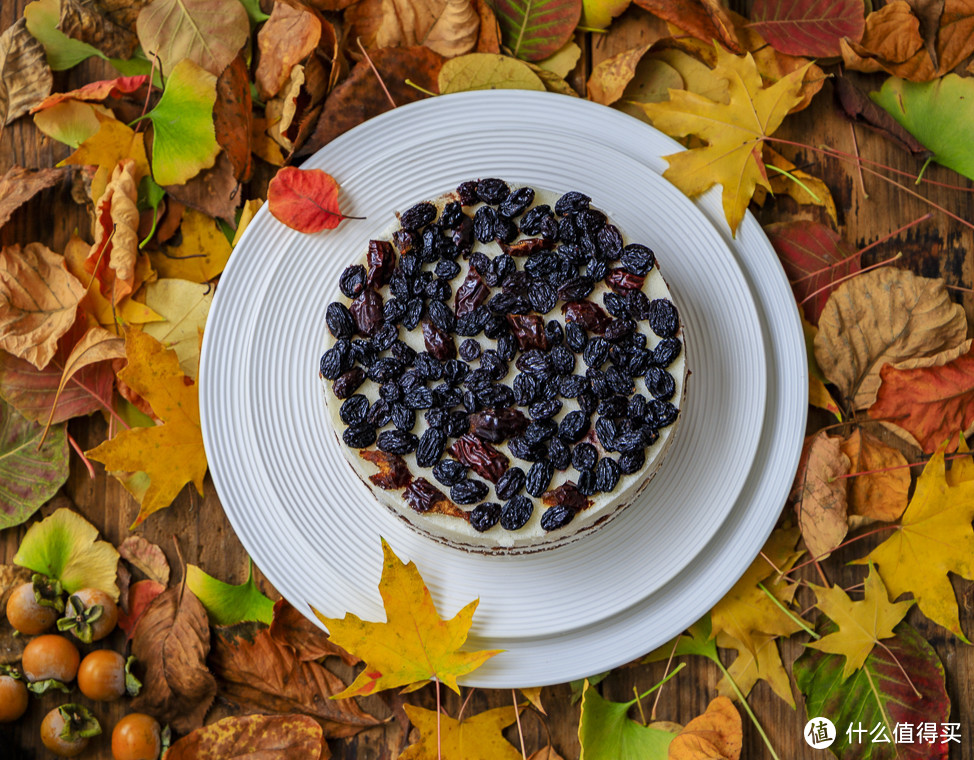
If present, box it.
[404,478,448,512]
[350,288,383,336]
[498,237,552,257]
[449,434,510,483]
[454,269,489,318]
[469,408,528,443]
[423,320,456,361]
[542,483,591,512]
[506,314,549,351]
[366,240,395,288]
[606,268,646,293]
[359,450,412,489]
[562,301,612,335]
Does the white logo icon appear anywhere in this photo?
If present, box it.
[805,717,837,749]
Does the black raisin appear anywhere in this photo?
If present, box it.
[451,479,490,504]
[577,469,598,496]
[621,243,656,275]
[520,205,552,235]
[475,178,510,204]
[515,349,552,376]
[399,201,436,230]
[557,275,595,301]
[549,437,571,469]
[645,367,676,400]
[597,224,624,259]
[648,299,680,337]
[433,458,467,486]
[583,337,609,368]
[389,403,414,431]
[607,366,634,395]
[524,420,557,447]
[403,387,434,409]
[339,394,369,425]
[604,292,629,319]
[416,428,447,467]
[368,357,404,383]
[496,333,518,361]
[480,350,508,381]
[447,411,470,437]
[473,205,497,243]
[495,466,525,500]
[595,457,621,491]
[649,400,679,428]
[436,259,461,279]
[528,281,557,314]
[653,337,683,367]
[614,430,645,454]
[558,411,589,443]
[458,339,481,361]
[428,299,456,332]
[559,374,589,398]
[470,502,501,531]
[513,373,538,405]
[555,191,591,216]
[319,347,347,379]
[495,216,518,243]
[565,322,587,352]
[540,504,575,531]
[333,368,365,399]
[572,442,598,472]
[371,322,398,352]
[378,430,418,454]
[414,352,444,380]
[457,180,479,204]
[595,417,617,450]
[525,461,554,497]
[403,297,424,330]
[618,449,645,474]
[529,399,562,420]
[342,424,376,448]
[498,186,534,217]
[339,265,367,299]
[500,495,533,530]
[628,393,648,421]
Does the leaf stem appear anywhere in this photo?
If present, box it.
[766,164,821,202]
[456,687,474,723]
[436,677,442,760]
[915,156,933,185]
[788,525,900,574]
[875,639,921,697]
[357,37,396,109]
[799,251,902,305]
[714,659,781,760]
[67,433,96,479]
[849,122,868,199]
[513,689,526,759]
[405,79,437,97]
[650,635,682,722]
[756,582,819,639]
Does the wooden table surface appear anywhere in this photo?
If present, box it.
[2,1,972,757]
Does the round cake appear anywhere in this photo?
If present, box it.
[319,179,686,553]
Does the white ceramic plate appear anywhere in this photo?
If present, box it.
[199,91,806,686]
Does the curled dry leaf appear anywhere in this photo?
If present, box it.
[209,623,383,738]
[58,0,146,58]
[301,46,444,155]
[0,18,53,125]
[755,146,837,225]
[0,242,85,370]
[30,74,149,113]
[474,0,502,52]
[269,598,361,665]
[88,158,139,304]
[214,57,253,183]
[118,535,171,586]
[255,2,323,99]
[0,166,68,232]
[669,697,742,760]
[587,44,651,105]
[347,0,479,57]
[131,584,217,733]
[268,166,347,233]
[166,713,325,760]
[794,431,850,560]
[839,429,910,522]
[136,0,250,77]
[814,267,968,409]
[633,0,741,53]
[425,0,482,58]
[870,344,974,453]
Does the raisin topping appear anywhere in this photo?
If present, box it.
[449,434,510,482]
[366,240,396,288]
[359,450,413,490]
[507,314,549,351]
[404,478,448,513]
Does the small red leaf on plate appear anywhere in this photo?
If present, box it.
[749,0,865,58]
[267,166,347,233]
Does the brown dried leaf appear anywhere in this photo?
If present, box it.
[117,579,166,639]
[425,0,481,58]
[58,0,148,59]
[794,431,850,560]
[256,2,323,99]
[908,0,946,66]
[632,0,740,53]
[347,0,478,57]
[300,46,444,155]
[474,0,502,52]
[131,585,217,733]
[0,166,68,232]
[165,151,240,225]
[0,18,53,126]
[814,268,968,409]
[528,747,566,760]
[669,697,742,760]
[166,713,325,760]
[209,624,383,738]
[839,429,910,522]
[0,243,85,370]
[215,57,253,182]
[268,599,361,666]
[118,535,171,585]
[587,44,651,105]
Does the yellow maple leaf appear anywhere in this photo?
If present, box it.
[716,632,794,708]
[854,447,974,641]
[640,46,811,235]
[60,115,150,203]
[399,704,522,760]
[709,527,805,656]
[806,563,913,680]
[313,539,501,698]
[86,330,206,526]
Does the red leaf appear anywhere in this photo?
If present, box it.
[117,579,166,640]
[764,220,859,322]
[869,348,974,453]
[267,167,347,233]
[749,0,865,57]
[30,75,150,113]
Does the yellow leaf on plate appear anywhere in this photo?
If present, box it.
[313,538,501,697]
[86,331,206,526]
[640,46,811,235]
[806,563,913,679]
[854,447,974,641]
[400,704,522,760]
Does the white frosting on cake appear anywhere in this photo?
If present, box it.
[322,187,686,553]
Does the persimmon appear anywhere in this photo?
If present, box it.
[58,588,119,643]
[0,671,28,722]
[5,581,58,635]
[78,649,127,701]
[112,713,162,760]
[22,634,80,684]
[40,704,101,757]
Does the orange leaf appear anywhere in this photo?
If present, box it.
[313,538,501,697]
[166,714,325,760]
[87,158,140,304]
[85,331,206,525]
[839,429,910,522]
[255,2,323,99]
[117,579,166,640]
[30,75,149,113]
[0,242,85,369]
[267,166,348,233]
[869,347,974,453]
[668,697,742,760]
